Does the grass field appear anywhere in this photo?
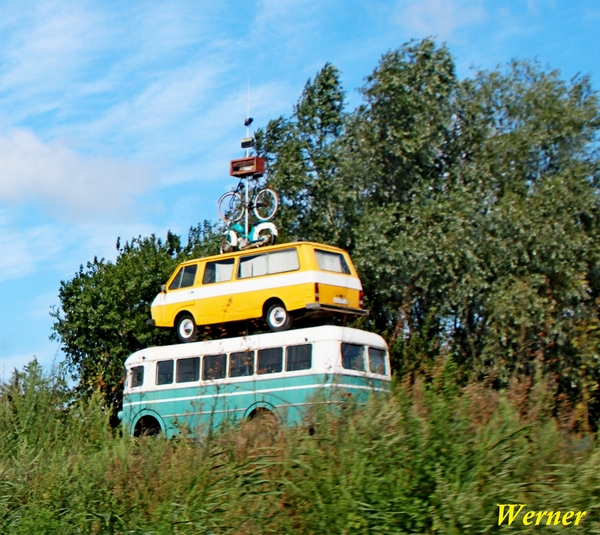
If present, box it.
[0,361,597,534]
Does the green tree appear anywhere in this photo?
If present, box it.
[256,63,351,245]
[51,222,220,409]
[258,39,600,416]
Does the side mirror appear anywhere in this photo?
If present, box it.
[160,284,166,293]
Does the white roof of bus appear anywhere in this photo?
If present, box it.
[125,326,387,367]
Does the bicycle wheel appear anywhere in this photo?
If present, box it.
[253,188,278,221]
[218,191,245,223]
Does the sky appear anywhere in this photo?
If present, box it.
[0,0,598,378]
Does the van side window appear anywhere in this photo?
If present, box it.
[257,347,283,374]
[341,343,365,371]
[230,351,255,377]
[315,250,350,274]
[177,357,200,383]
[157,360,174,384]
[286,344,312,371]
[203,259,235,284]
[368,347,387,375]
[131,365,144,387]
[169,264,198,290]
[203,354,226,380]
[238,249,299,279]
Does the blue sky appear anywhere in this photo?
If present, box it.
[0,0,598,377]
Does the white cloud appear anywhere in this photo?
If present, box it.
[395,0,486,41]
[77,57,229,159]
[0,2,108,108]
[0,214,64,282]
[251,0,329,61]
[0,128,155,220]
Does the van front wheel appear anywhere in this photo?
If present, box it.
[176,314,199,343]
[266,303,292,332]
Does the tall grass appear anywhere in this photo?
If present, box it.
[0,361,597,534]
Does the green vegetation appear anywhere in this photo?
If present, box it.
[0,361,598,533]
[50,222,221,409]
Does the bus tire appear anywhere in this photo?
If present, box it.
[176,313,199,343]
[265,302,292,332]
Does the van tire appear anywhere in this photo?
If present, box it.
[176,313,199,343]
[265,303,292,332]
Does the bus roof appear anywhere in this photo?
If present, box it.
[125,326,387,367]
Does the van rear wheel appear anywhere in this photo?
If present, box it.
[176,314,199,343]
[265,303,292,332]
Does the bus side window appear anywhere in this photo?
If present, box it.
[203,259,235,284]
[257,347,283,374]
[286,344,312,371]
[177,357,200,383]
[368,347,387,375]
[131,365,144,387]
[203,354,226,380]
[230,351,255,377]
[157,360,174,385]
[341,343,365,371]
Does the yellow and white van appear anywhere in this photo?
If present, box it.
[148,241,367,342]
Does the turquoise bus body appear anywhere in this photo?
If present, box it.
[121,326,391,437]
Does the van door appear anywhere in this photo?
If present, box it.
[195,258,236,324]
[161,263,199,324]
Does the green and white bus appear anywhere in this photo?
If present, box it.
[120,325,391,437]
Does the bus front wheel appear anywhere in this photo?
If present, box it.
[265,303,292,332]
[176,313,199,343]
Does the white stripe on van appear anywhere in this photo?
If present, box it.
[154,270,362,307]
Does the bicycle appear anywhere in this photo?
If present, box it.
[218,180,278,223]
[218,175,279,253]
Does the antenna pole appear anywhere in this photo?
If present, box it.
[246,78,251,155]
[245,78,250,237]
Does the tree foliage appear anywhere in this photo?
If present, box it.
[258,39,600,416]
[51,222,220,407]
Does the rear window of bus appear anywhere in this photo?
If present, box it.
[315,249,350,274]
[368,347,387,375]
[341,343,365,371]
